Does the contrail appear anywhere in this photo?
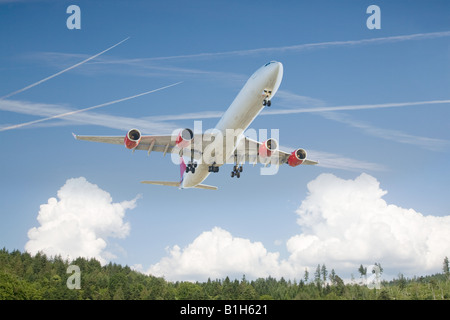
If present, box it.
[261,99,450,116]
[144,99,450,121]
[0,37,130,100]
[133,30,450,61]
[0,82,182,131]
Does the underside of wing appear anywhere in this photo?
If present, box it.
[231,136,318,166]
[73,131,203,157]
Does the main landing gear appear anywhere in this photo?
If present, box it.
[262,89,272,107]
[186,161,197,174]
[208,163,219,173]
[230,153,243,178]
[185,148,197,174]
[231,165,243,178]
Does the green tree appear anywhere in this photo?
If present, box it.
[321,264,328,284]
[358,264,367,283]
[303,268,309,283]
[176,281,204,300]
[443,257,449,280]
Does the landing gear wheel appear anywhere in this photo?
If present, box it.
[267,100,271,107]
[231,164,243,178]
[186,161,197,173]
[209,163,219,173]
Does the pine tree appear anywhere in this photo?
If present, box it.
[303,268,309,284]
[314,264,322,290]
[321,264,328,284]
[358,264,367,282]
[443,257,449,280]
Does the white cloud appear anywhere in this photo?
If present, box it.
[146,173,450,281]
[288,173,450,275]
[25,177,138,264]
[147,227,288,282]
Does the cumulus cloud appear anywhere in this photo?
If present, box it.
[25,177,138,264]
[147,173,450,281]
[288,173,450,275]
[147,227,288,282]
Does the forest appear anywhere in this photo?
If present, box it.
[0,248,449,300]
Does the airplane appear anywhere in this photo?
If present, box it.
[73,61,318,190]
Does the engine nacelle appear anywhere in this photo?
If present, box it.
[124,128,141,149]
[288,148,307,167]
[175,128,194,149]
[259,138,278,159]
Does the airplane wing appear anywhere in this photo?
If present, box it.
[73,133,317,166]
[73,133,203,157]
[232,136,319,166]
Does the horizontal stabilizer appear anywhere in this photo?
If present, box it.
[141,181,180,187]
[140,181,218,190]
[193,184,218,191]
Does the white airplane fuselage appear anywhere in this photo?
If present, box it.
[182,61,283,188]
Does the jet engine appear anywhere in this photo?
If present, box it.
[258,138,278,159]
[175,128,194,148]
[287,148,307,167]
[124,128,141,149]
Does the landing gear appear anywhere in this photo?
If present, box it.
[230,153,243,178]
[208,163,219,173]
[185,161,197,174]
[263,89,272,107]
[231,165,243,178]
[185,149,197,174]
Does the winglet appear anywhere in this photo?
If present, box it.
[72,132,78,140]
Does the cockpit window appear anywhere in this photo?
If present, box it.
[264,62,273,67]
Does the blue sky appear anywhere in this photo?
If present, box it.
[1,0,449,282]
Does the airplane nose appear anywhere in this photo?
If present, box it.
[267,62,283,96]
[270,61,283,78]
[275,61,283,73]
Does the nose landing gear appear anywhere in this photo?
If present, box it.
[262,89,272,107]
